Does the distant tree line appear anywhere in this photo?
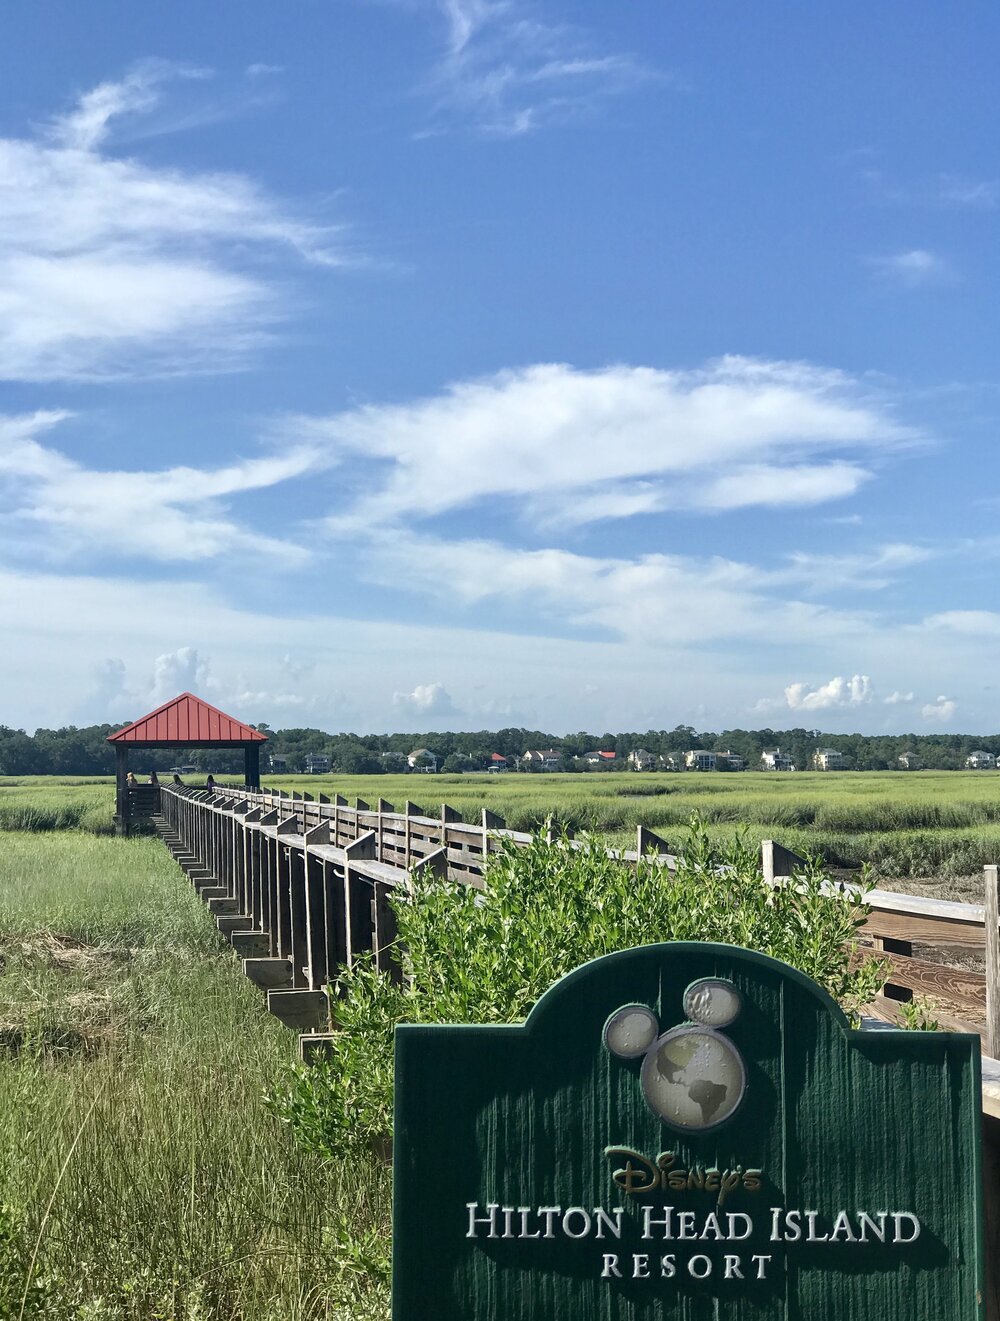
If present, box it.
[2,720,1000,775]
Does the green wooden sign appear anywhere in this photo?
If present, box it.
[392,942,984,1319]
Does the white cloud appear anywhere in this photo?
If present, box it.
[871,249,950,286]
[776,542,934,594]
[695,462,869,510]
[150,646,211,703]
[784,675,873,711]
[924,610,1000,637]
[0,63,345,381]
[392,682,459,716]
[921,695,956,722]
[425,0,651,136]
[295,357,908,531]
[883,690,914,705]
[364,528,871,648]
[0,411,318,563]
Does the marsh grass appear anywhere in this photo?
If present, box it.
[0,782,114,834]
[4,771,1000,880]
[255,770,1000,882]
[0,832,389,1320]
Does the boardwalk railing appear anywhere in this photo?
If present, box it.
[156,784,999,1092]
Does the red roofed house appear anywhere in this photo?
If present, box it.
[107,692,267,833]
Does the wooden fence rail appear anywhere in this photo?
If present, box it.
[156,784,999,1099]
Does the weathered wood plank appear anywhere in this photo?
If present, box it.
[863,907,986,949]
[878,951,987,1014]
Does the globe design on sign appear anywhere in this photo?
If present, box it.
[603,979,747,1132]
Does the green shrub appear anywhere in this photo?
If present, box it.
[269,817,887,1164]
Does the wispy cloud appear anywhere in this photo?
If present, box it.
[693,462,870,510]
[288,357,909,532]
[0,63,347,381]
[0,411,318,563]
[775,543,934,594]
[923,609,1000,637]
[424,0,652,136]
[869,248,951,287]
[883,690,914,705]
[853,159,998,210]
[938,175,999,208]
[359,527,871,649]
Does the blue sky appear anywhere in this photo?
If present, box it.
[2,0,999,734]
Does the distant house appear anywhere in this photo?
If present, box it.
[522,749,563,771]
[717,750,746,771]
[488,752,509,773]
[761,748,795,771]
[897,751,922,771]
[966,750,996,770]
[304,753,330,774]
[581,750,616,766]
[662,754,681,772]
[812,748,845,771]
[408,748,439,772]
[268,754,288,772]
[380,750,408,771]
[685,750,717,771]
[628,749,656,771]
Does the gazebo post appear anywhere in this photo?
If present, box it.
[114,744,129,836]
[245,743,260,790]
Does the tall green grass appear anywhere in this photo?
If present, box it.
[0,781,114,833]
[5,770,1000,879]
[258,770,1000,881]
[0,832,389,1319]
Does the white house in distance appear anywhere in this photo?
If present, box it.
[761,748,795,771]
[522,749,563,771]
[628,749,656,771]
[408,748,439,772]
[966,750,997,770]
[685,750,717,771]
[581,750,617,766]
[898,751,922,771]
[812,748,846,771]
[268,754,288,772]
[304,753,330,774]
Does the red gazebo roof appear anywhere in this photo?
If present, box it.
[107,693,268,746]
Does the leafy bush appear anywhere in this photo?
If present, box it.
[269,817,887,1163]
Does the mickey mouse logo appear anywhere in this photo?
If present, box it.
[603,979,747,1133]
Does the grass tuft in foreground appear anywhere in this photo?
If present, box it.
[0,831,389,1320]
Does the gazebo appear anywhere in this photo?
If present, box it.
[107,692,267,833]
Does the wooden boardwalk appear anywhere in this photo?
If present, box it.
[156,781,1000,1315]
